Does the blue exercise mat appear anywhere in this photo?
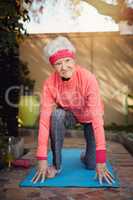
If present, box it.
[20,148,120,188]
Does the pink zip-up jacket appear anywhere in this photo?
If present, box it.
[37,65,106,163]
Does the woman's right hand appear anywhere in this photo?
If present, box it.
[32,160,48,183]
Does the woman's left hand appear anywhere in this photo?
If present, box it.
[95,163,115,185]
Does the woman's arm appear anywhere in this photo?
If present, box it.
[36,80,56,160]
[85,74,106,163]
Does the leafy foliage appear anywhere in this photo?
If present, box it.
[27,0,133,25]
[0,0,32,137]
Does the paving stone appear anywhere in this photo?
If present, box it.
[5,188,27,200]
[27,191,41,198]
[0,137,133,200]
[0,189,6,200]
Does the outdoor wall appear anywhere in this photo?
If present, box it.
[19,32,133,125]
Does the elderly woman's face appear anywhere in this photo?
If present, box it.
[53,57,76,79]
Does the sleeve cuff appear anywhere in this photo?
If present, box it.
[36,156,48,160]
[96,149,106,163]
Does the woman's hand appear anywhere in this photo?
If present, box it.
[96,163,115,185]
[32,160,48,183]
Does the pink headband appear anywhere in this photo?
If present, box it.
[49,49,75,65]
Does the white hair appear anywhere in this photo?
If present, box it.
[43,36,76,63]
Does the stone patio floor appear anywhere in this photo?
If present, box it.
[0,136,133,200]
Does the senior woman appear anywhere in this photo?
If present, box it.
[32,36,115,185]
